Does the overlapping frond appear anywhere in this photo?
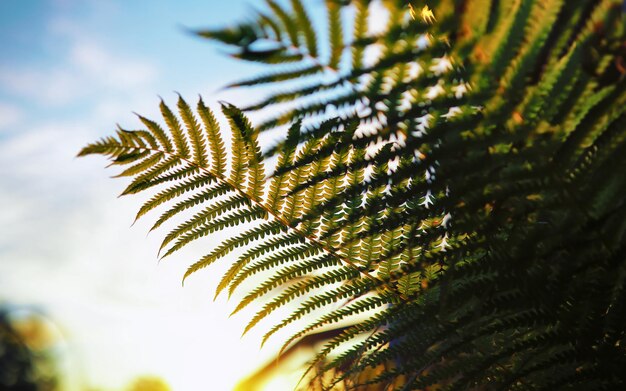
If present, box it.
[83,0,626,390]
[79,95,404,350]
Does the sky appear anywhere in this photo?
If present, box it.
[0,0,321,390]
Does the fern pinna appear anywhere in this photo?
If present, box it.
[81,0,626,390]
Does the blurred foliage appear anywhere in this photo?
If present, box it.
[0,305,59,390]
[126,376,171,391]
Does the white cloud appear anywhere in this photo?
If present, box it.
[1,68,81,105]
[0,40,157,106]
[0,103,23,130]
[70,41,157,88]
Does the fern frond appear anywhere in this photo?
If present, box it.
[232,255,342,318]
[134,173,215,223]
[162,206,268,259]
[227,243,321,296]
[259,276,379,344]
[209,221,287,296]
[120,158,186,196]
[291,0,317,57]
[326,0,343,70]
[225,231,306,297]
[266,121,300,211]
[112,151,165,178]
[159,99,191,158]
[83,1,626,388]
[150,182,231,232]
[224,104,266,200]
[227,64,324,88]
[176,94,208,167]
[266,0,299,47]
[351,0,369,71]
[135,114,174,152]
[159,194,251,256]
[195,98,227,178]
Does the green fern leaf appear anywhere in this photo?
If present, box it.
[266,0,299,47]
[326,0,343,70]
[159,99,191,158]
[177,94,209,167]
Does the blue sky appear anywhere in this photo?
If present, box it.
[0,0,260,124]
[0,0,313,390]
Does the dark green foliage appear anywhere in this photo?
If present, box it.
[0,311,38,391]
[0,307,59,391]
[81,0,626,389]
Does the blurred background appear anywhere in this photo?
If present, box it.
[0,0,329,389]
